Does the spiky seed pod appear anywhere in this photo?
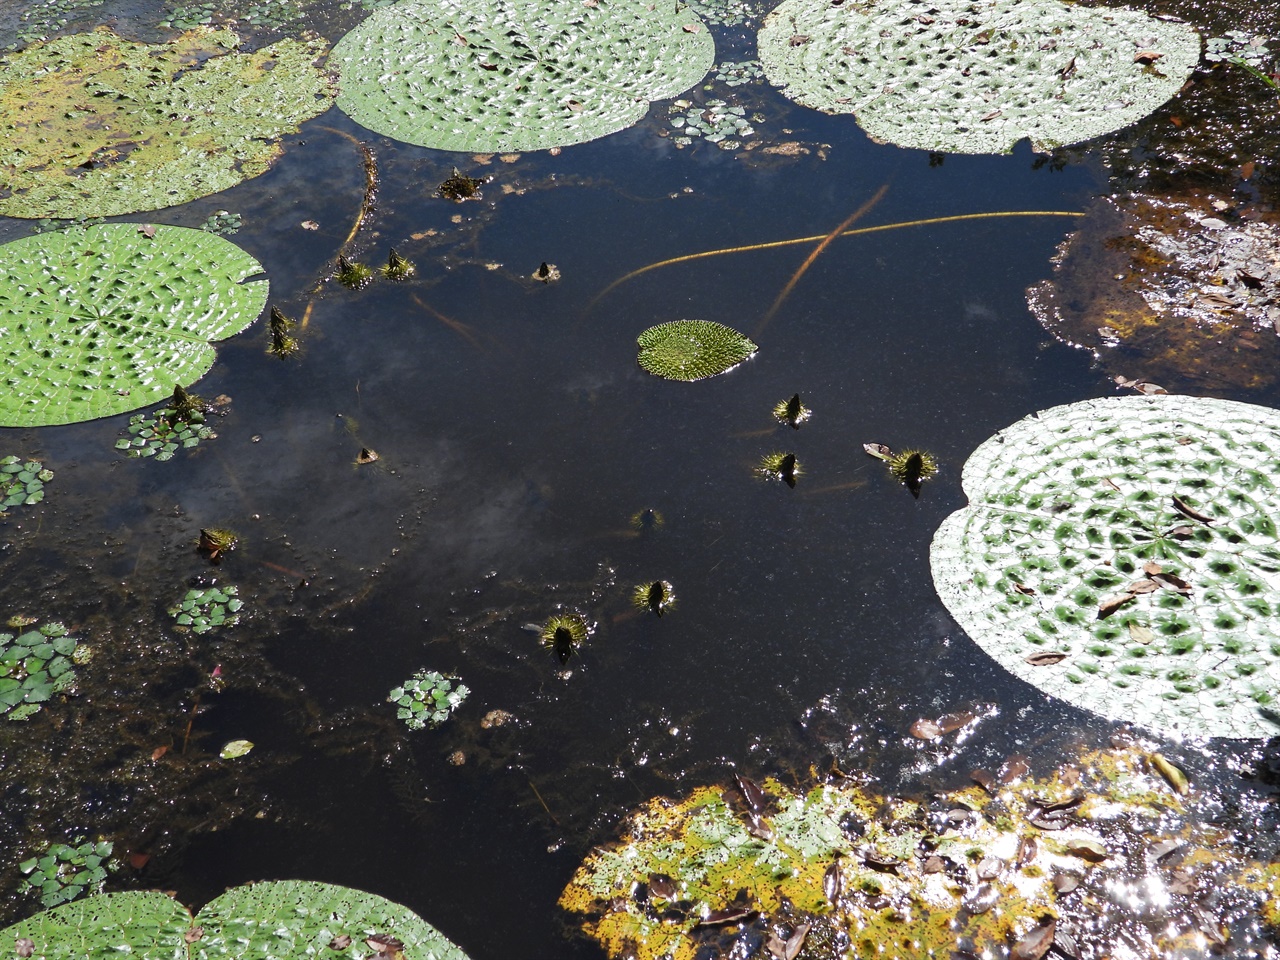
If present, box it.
[540,613,589,664]
[888,449,938,498]
[268,305,299,358]
[629,508,665,533]
[633,580,676,617]
[758,451,801,487]
[773,393,811,429]
[384,248,416,281]
[335,254,374,289]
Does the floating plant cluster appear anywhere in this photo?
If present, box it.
[636,320,758,382]
[561,745,1280,960]
[1,880,472,959]
[667,98,756,150]
[18,840,115,908]
[168,585,243,634]
[0,622,83,721]
[388,669,470,730]
[115,407,217,461]
[0,457,52,511]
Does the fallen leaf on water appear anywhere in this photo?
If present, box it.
[1151,753,1189,795]
[329,934,353,950]
[1053,871,1080,892]
[936,710,976,733]
[1133,50,1164,63]
[998,755,1030,784]
[1097,593,1135,618]
[862,442,893,461]
[1172,495,1214,524]
[734,773,767,813]
[16,939,34,959]
[1241,160,1255,180]
[138,223,157,238]
[697,906,755,926]
[1165,525,1195,539]
[1152,571,1192,594]
[1128,622,1155,644]
[1065,837,1109,862]
[1010,919,1056,960]
[783,923,809,960]
[823,860,842,903]
[300,220,319,230]
[980,108,1002,122]
[648,874,676,900]
[909,717,943,739]
[184,927,204,944]
[970,768,996,792]
[1025,650,1069,665]
[1011,581,1037,595]
[129,851,150,870]
[1126,579,1160,594]
[1142,561,1163,576]
[1015,835,1038,867]
[219,739,254,759]
[682,22,700,31]
[152,745,169,760]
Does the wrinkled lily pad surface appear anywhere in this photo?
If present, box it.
[331,0,714,152]
[1028,195,1280,393]
[562,747,1278,960]
[931,396,1280,739]
[1,880,472,959]
[0,27,333,219]
[757,0,1200,154]
[637,320,757,381]
[0,225,268,428]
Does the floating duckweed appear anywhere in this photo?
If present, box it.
[633,581,676,617]
[758,451,801,487]
[0,621,80,721]
[637,320,758,381]
[18,839,115,907]
[1,456,53,510]
[116,404,216,462]
[541,613,590,664]
[167,584,243,634]
[198,528,239,562]
[200,210,242,235]
[713,59,765,86]
[773,393,811,429]
[384,248,416,281]
[335,254,374,289]
[666,97,755,150]
[387,669,470,730]
[268,305,299,358]
[437,169,486,202]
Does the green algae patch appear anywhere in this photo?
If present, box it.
[931,395,1280,740]
[637,320,757,381]
[0,27,334,219]
[562,747,1280,960]
[331,0,714,153]
[757,0,1200,154]
[1,880,473,959]
[0,224,268,428]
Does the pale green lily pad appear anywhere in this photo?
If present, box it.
[331,0,714,153]
[757,0,1200,154]
[931,395,1280,739]
[0,224,268,428]
[1,881,473,960]
[0,27,334,219]
[637,320,757,381]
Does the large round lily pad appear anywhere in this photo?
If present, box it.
[1,880,472,960]
[0,224,268,428]
[331,0,714,153]
[931,395,1280,739]
[636,320,757,381]
[757,0,1200,154]
[0,27,334,219]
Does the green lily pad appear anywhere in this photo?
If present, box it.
[1,881,472,959]
[0,224,268,428]
[331,0,714,153]
[757,0,1200,154]
[636,320,757,381]
[931,395,1280,739]
[0,27,333,219]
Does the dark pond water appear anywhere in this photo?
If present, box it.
[3,0,1280,957]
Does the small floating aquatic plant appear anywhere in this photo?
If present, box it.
[1,457,53,511]
[0,622,82,721]
[757,451,801,487]
[436,168,486,202]
[541,613,590,664]
[18,839,115,908]
[865,443,939,497]
[383,248,416,281]
[335,254,374,289]
[637,320,758,382]
[630,508,665,534]
[773,393,810,429]
[633,581,676,617]
[388,669,470,730]
[168,585,243,634]
[198,528,239,562]
[268,305,299,358]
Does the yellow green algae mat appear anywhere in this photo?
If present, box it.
[561,746,1280,959]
